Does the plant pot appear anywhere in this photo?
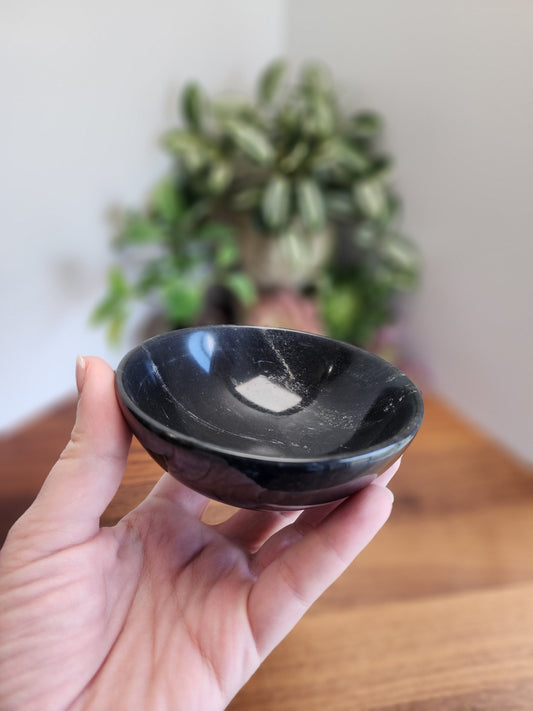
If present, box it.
[238,220,332,290]
[244,287,325,335]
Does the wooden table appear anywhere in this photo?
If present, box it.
[1,392,533,709]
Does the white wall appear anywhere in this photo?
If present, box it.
[0,0,285,431]
[287,0,533,463]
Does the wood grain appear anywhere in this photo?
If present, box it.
[230,583,533,710]
[1,392,532,709]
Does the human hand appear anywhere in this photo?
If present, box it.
[0,357,398,711]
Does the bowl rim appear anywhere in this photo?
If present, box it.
[115,325,425,465]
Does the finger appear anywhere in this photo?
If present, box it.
[19,356,131,550]
[146,472,210,519]
[216,459,402,552]
[251,456,402,569]
[374,456,402,488]
[252,499,343,570]
[214,508,301,552]
[248,484,394,658]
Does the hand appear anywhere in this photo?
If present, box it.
[0,357,398,711]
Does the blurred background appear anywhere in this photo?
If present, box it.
[1,0,532,464]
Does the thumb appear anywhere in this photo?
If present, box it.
[19,356,131,552]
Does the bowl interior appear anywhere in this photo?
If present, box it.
[117,326,423,462]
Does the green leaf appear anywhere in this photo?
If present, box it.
[296,178,326,231]
[257,59,287,105]
[213,98,260,125]
[180,82,207,131]
[231,187,262,210]
[320,283,362,339]
[380,235,422,288]
[318,268,394,346]
[354,223,377,248]
[224,272,257,307]
[279,141,308,173]
[108,266,130,295]
[261,174,291,231]
[91,267,131,343]
[161,278,204,324]
[369,155,394,180]
[116,214,165,245]
[215,242,239,269]
[150,179,184,222]
[163,130,212,173]
[91,293,123,325]
[197,221,235,244]
[224,119,275,165]
[320,138,369,174]
[300,62,330,96]
[275,104,300,133]
[354,179,387,219]
[350,111,383,138]
[136,261,166,295]
[303,94,336,138]
[106,314,128,345]
[205,160,233,195]
[324,190,355,219]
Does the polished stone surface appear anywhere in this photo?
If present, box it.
[115,326,424,509]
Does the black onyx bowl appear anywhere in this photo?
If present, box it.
[115,326,424,510]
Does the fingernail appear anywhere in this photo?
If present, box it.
[76,355,86,394]
[375,457,402,488]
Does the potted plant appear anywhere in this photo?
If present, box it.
[93,59,420,347]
